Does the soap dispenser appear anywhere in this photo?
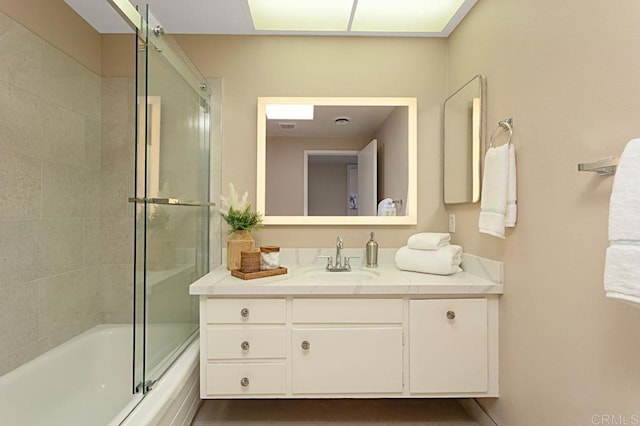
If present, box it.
[365,232,378,268]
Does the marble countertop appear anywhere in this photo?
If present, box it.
[189,249,503,296]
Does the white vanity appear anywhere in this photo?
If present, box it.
[189,249,502,399]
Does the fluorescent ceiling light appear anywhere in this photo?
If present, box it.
[248,0,354,31]
[351,0,467,32]
[266,104,315,120]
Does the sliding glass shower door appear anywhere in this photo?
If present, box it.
[130,4,214,394]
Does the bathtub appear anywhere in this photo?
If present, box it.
[0,324,201,426]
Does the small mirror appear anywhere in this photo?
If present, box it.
[443,75,486,204]
[257,97,417,225]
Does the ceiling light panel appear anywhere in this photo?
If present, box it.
[265,104,315,120]
[248,0,354,31]
[351,0,468,32]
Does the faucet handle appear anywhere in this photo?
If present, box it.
[344,256,360,269]
[317,255,333,269]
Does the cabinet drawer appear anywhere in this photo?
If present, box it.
[205,363,286,396]
[207,327,287,359]
[409,298,488,393]
[292,299,402,323]
[207,298,286,324]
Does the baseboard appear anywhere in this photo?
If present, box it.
[459,399,499,426]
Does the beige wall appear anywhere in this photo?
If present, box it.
[308,162,350,216]
[447,0,640,425]
[174,35,449,248]
[376,106,409,206]
[0,0,101,74]
[266,136,367,216]
[101,34,136,78]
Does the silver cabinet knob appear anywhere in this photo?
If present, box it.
[301,340,310,350]
[446,310,456,320]
[240,308,249,318]
[240,377,249,387]
[241,340,250,351]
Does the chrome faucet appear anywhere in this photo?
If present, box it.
[335,235,343,269]
[318,235,358,272]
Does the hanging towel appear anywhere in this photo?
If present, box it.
[505,145,518,227]
[604,139,640,306]
[407,233,451,250]
[479,143,517,238]
[395,245,463,276]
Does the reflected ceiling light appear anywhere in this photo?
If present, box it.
[248,0,354,31]
[265,104,315,120]
[351,0,469,33]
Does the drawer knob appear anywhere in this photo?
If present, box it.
[240,377,249,387]
[241,340,250,351]
[240,308,250,318]
[301,340,310,350]
[446,310,456,320]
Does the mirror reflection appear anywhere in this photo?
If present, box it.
[257,97,417,225]
[443,75,486,204]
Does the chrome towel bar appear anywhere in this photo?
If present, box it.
[577,157,618,176]
[128,197,216,207]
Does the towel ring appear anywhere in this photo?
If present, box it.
[489,118,513,148]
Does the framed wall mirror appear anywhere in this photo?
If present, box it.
[257,97,417,225]
[443,75,486,204]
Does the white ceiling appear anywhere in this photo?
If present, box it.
[63,0,476,36]
[267,105,395,138]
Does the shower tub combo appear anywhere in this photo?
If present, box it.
[0,325,200,426]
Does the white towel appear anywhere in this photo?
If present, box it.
[479,143,517,238]
[377,198,396,216]
[407,232,451,250]
[395,245,463,276]
[505,145,517,227]
[604,139,640,306]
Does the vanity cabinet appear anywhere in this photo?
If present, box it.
[199,295,498,399]
[291,299,403,395]
[409,298,488,393]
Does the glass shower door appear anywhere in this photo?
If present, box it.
[133,4,212,394]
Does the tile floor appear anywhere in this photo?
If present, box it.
[191,399,478,425]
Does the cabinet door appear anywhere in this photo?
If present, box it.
[291,327,403,395]
[409,299,488,393]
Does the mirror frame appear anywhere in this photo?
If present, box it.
[443,75,486,204]
[257,97,417,225]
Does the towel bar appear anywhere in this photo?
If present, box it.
[577,157,618,176]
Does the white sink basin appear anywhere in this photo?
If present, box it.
[305,269,380,282]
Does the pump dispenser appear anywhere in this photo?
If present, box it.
[365,232,378,268]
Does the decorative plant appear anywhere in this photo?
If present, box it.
[219,183,263,234]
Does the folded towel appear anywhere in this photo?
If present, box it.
[604,139,640,305]
[407,233,451,250]
[377,198,396,216]
[505,144,517,227]
[479,143,514,238]
[395,245,462,276]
